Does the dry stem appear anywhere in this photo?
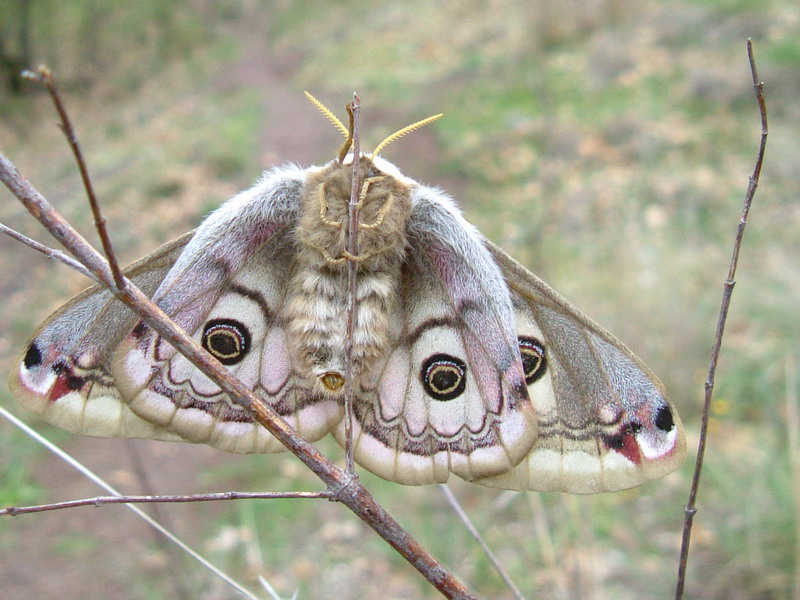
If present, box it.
[0,221,95,279]
[440,485,525,600]
[673,39,768,599]
[343,93,361,477]
[2,491,334,516]
[22,66,126,290]
[0,404,261,600]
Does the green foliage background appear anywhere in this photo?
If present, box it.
[0,1,797,599]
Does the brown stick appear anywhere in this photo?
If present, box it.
[673,39,768,599]
[22,66,127,290]
[343,93,361,476]
[0,221,95,279]
[0,151,478,600]
[1,491,334,516]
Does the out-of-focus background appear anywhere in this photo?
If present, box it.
[0,1,797,599]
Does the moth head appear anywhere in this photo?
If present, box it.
[298,93,442,267]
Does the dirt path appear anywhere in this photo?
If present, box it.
[216,17,331,168]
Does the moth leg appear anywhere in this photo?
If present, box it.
[306,241,397,265]
[339,244,399,263]
[306,245,386,265]
[359,192,394,230]
[317,184,343,228]
[356,175,386,205]
[316,247,349,265]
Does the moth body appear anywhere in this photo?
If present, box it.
[287,156,413,394]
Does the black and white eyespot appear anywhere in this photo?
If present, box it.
[201,319,251,366]
[518,336,547,385]
[421,354,467,401]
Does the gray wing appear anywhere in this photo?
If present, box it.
[339,184,538,485]
[111,165,342,453]
[476,241,687,493]
[10,232,194,440]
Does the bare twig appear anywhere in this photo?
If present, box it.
[344,93,361,477]
[440,485,526,600]
[0,221,95,279]
[22,66,126,290]
[1,490,333,516]
[0,405,261,600]
[0,138,477,600]
[674,39,768,599]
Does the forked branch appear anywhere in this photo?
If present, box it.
[674,39,768,600]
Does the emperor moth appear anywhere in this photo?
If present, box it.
[10,95,686,493]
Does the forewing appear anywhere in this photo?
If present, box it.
[341,185,538,485]
[477,242,687,493]
[112,166,342,453]
[10,233,193,441]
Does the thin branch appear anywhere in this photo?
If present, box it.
[674,39,768,600]
[0,155,478,599]
[0,221,96,280]
[1,490,333,516]
[440,485,526,600]
[0,405,262,600]
[22,66,126,290]
[344,92,361,477]
[0,419,333,518]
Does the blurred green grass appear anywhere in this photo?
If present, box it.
[1,1,798,599]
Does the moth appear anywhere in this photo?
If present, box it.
[10,94,686,494]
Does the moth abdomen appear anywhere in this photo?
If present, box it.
[285,259,403,393]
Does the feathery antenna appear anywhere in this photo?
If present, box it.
[304,91,349,138]
[371,113,443,157]
[304,91,443,160]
